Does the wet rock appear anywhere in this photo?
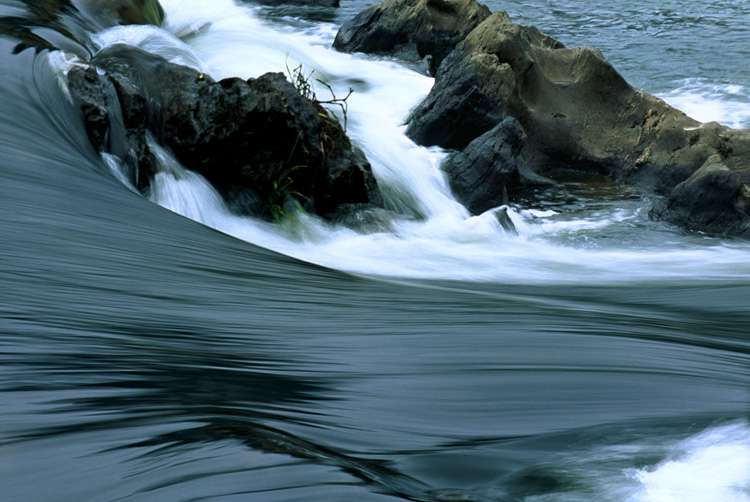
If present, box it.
[67,65,109,152]
[442,117,526,214]
[650,155,750,237]
[333,0,490,76]
[240,0,339,6]
[406,48,516,149]
[81,0,166,27]
[104,70,152,180]
[0,0,165,57]
[402,10,750,237]
[69,44,381,219]
[411,9,732,187]
[325,203,397,233]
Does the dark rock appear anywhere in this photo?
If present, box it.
[67,65,109,152]
[325,203,397,233]
[240,0,339,6]
[218,186,264,217]
[82,0,165,27]
[67,64,139,171]
[406,48,515,149]
[650,155,750,237]
[70,44,381,219]
[104,70,153,184]
[333,0,490,76]
[441,117,522,214]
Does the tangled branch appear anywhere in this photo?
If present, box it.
[286,63,354,132]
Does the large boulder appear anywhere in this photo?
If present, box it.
[405,39,521,150]
[333,0,490,76]
[403,10,750,236]
[68,44,381,219]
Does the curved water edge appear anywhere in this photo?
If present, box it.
[66,0,750,285]
[1,1,749,501]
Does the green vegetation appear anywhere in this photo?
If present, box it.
[268,165,307,223]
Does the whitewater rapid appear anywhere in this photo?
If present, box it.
[82,0,750,284]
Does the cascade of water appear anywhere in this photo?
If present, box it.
[87,0,750,284]
[628,421,750,502]
[147,141,232,227]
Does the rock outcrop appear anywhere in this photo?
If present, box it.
[334,0,750,236]
[68,44,381,219]
[409,10,743,193]
[406,10,750,235]
[405,11,562,150]
[333,0,490,76]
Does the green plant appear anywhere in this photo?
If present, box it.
[268,165,308,223]
[267,132,309,222]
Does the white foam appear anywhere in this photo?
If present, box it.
[659,79,750,129]
[147,142,231,227]
[101,153,138,193]
[91,24,208,72]
[90,1,750,284]
[627,422,750,502]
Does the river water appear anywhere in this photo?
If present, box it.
[0,0,748,501]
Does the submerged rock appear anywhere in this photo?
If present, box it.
[491,206,516,234]
[333,0,490,76]
[68,44,381,219]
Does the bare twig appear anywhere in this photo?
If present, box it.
[315,79,354,132]
[285,60,354,132]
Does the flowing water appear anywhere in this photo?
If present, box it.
[1,0,749,501]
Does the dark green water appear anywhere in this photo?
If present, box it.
[1,1,749,500]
